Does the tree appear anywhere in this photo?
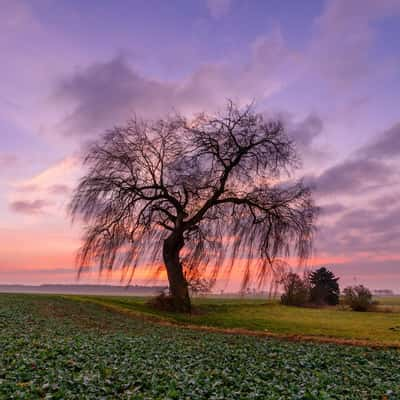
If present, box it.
[69,101,317,312]
[343,285,375,311]
[309,267,339,305]
[280,272,310,306]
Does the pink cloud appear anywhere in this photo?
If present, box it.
[10,199,50,215]
[310,0,400,86]
[0,153,17,172]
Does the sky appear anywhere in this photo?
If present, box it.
[1,0,400,291]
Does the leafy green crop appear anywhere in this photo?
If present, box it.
[0,294,399,399]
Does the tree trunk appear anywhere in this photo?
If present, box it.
[162,232,191,312]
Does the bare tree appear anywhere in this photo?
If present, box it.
[69,102,317,312]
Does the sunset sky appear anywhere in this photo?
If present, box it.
[1,0,400,291]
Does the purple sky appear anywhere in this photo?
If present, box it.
[1,0,400,291]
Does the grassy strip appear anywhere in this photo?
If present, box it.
[69,295,400,347]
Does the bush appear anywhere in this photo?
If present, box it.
[343,285,375,311]
[280,272,310,306]
[188,277,212,295]
[147,292,178,312]
[309,267,340,305]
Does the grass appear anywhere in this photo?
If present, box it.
[1,293,400,399]
[71,295,400,347]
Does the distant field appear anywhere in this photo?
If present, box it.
[375,296,400,311]
[70,295,400,347]
[376,296,400,304]
[1,294,399,399]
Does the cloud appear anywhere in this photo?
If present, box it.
[12,176,71,196]
[17,157,79,189]
[288,114,323,149]
[319,0,400,25]
[319,203,346,217]
[308,115,400,266]
[8,157,79,218]
[0,96,21,110]
[329,259,400,291]
[206,0,232,18]
[48,184,70,195]
[0,0,40,36]
[10,199,49,215]
[0,267,76,275]
[55,56,172,135]
[307,158,394,196]
[304,115,400,198]
[0,153,17,171]
[261,111,325,162]
[371,193,400,209]
[317,205,400,257]
[310,0,400,86]
[362,122,400,159]
[14,184,38,193]
[54,30,297,136]
[247,27,302,92]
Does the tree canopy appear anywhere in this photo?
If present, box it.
[70,102,317,311]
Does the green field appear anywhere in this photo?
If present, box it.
[71,295,400,347]
[1,294,400,399]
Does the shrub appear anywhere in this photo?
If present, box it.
[280,272,310,306]
[188,277,212,295]
[343,285,375,312]
[147,292,178,312]
[309,267,340,305]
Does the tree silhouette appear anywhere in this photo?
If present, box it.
[280,272,310,306]
[69,102,317,312]
[309,267,340,305]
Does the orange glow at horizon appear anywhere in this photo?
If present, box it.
[2,234,398,290]
[1,218,399,290]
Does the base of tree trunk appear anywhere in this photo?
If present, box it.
[148,292,192,313]
[170,293,191,313]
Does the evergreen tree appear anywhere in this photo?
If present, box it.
[309,267,339,305]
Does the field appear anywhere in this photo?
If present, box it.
[1,294,400,399]
[72,295,400,347]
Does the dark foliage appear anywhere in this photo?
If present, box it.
[69,101,317,311]
[309,267,340,305]
[343,285,376,312]
[147,292,179,312]
[280,272,310,306]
